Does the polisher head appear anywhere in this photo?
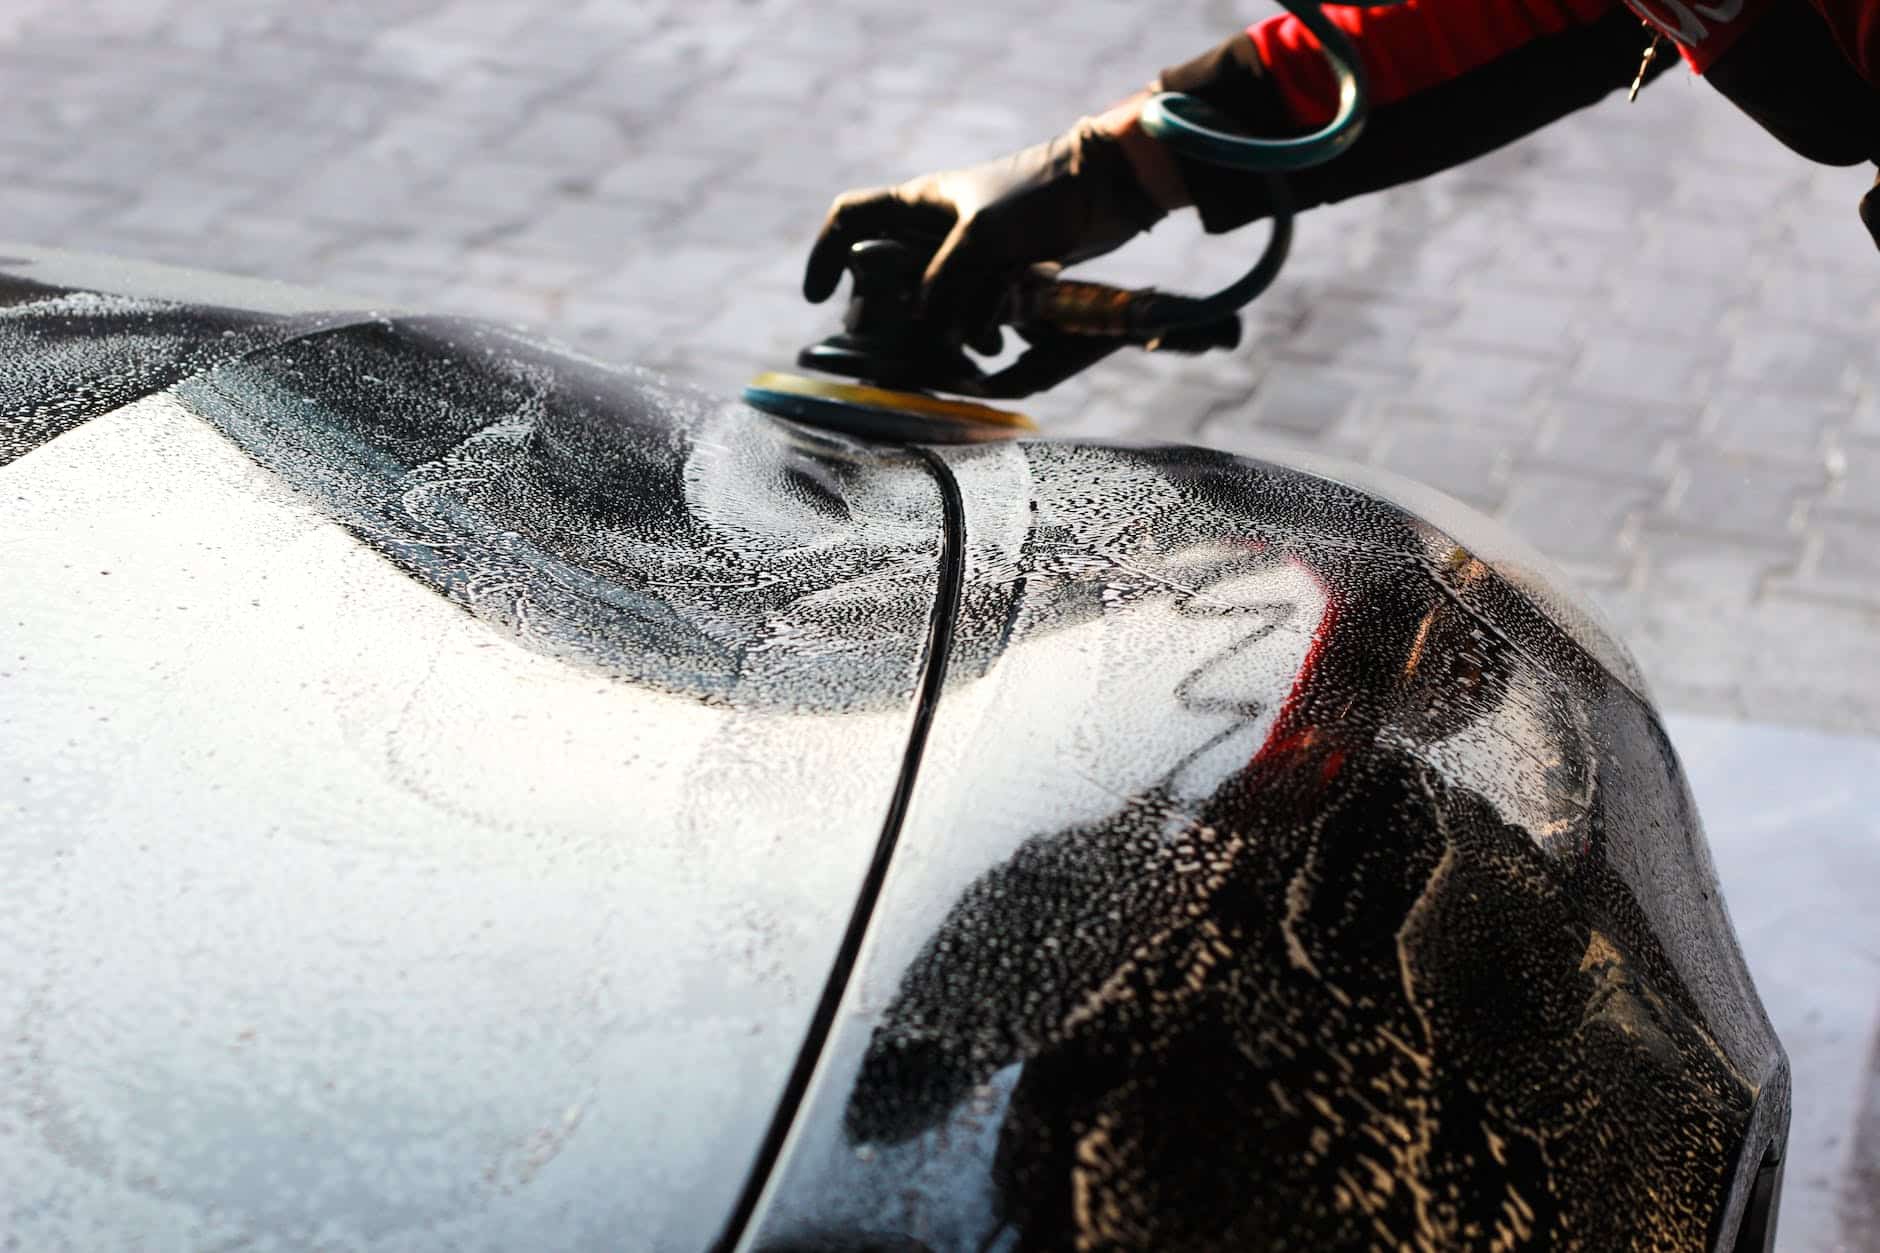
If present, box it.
[742,371,1034,445]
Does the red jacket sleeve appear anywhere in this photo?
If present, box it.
[1155,2,1672,233]
[1248,0,1620,126]
[1807,0,1880,84]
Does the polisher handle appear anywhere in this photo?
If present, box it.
[1015,276,1143,337]
[1016,272,1242,353]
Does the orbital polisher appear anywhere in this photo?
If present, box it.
[743,0,1400,444]
[744,236,1255,443]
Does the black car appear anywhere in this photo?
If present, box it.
[0,246,1787,1251]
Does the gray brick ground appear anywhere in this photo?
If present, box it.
[6,0,1880,745]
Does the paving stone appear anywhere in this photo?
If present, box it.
[1370,424,1512,513]
[253,0,441,48]
[246,151,436,228]
[1498,470,1651,573]
[1442,282,1586,361]
[496,198,674,266]
[590,150,731,208]
[1729,674,1866,735]
[1243,361,1371,441]
[1619,602,1764,713]
[800,96,966,176]
[1777,188,1880,269]
[1850,392,1880,443]
[484,17,629,80]
[0,185,115,238]
[0,120,74,174]
[455,247,598,296]
[432,277,559,329]
[1525,403,1681,485]
[1012,369,1110,430]
[314,229,468,286]
[1368,394,1543,447]
[653,341,774,395]
[1119,330,1276,405]
[1522,177,1650,237]
[312,263,440,309]
[1725,317,1866,399]
[1549,389,1705,434]
[425,160,592,225]
[1769,518,1880,614]
[1659,448,1826,541]
[410,66,561,132]
[555,291,714,363]
[580,241,752,310]
[1411,344,1559,412]
[1816,438,1880,523]
[1723,597,1880,732]
[43,122,219,193]
[625,15,763,75]
[187,217,358,277]
[682,283,831,371]
[1644,679,1746,724]
[194,123,360,188]
[1745,259,1880,332]
[379,1,535,52]
[654,179,821,249]
[1102,379,1245,446]
[1702,389,1842,464]
[215,39,367,97]
[256,70,420,142]
[1601,271,1744,344]
[1285,287,1458,370]
[1103,351,1255,425]
[498,109,633,169]
[1527,102,1670,184]
[1057,213,1209,295]
[1464,221,1618,296]
[1345,228,1489,291]
[1667,157,1809,222]
[1685,110,1812,179]
[0,0,64,39]
[1568,333,1719,408]
[1638,209,1781,278]
[555,0,669,33]
[107,175,270,239]
[1635,524,1800,611]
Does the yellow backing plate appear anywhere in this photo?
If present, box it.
[748,372,1036,431]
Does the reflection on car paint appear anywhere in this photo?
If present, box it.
[747,441,1787,1252]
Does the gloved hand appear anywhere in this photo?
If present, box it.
[804,111,1174,354]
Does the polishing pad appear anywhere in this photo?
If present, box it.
[742,372,1035,445]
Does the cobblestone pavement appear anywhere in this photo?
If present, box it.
[6,0,1880,738]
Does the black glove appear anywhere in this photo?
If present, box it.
[803,118,1167,352]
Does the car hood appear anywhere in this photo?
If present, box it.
[0,246,1786,1253]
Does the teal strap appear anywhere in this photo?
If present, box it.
[1128,0,1405,330]
[1140,0,1404,172]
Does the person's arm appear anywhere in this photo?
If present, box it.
[1151,0,1672,231]
[801,0,1674,350]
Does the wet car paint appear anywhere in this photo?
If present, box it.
[744,439,1787,1252]
[0,252,1788,1251]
